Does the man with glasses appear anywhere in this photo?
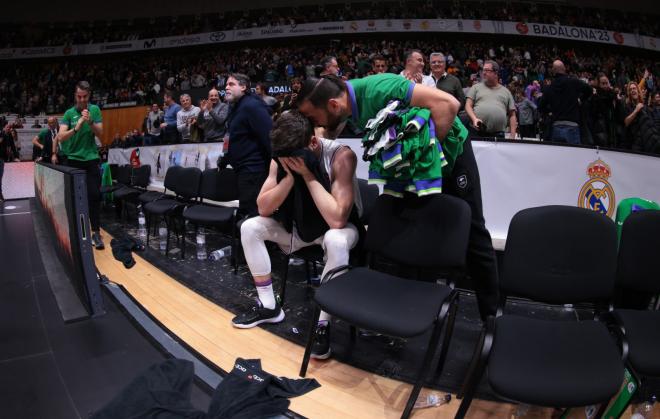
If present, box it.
[430,52,465,110]
[465,60,517,139]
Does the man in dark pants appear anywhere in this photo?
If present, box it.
[53,80,105,249]
[0,124,20,202]
[223,73,273,218]
[298,74,499,320]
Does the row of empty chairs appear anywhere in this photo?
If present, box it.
[299,198,660,419]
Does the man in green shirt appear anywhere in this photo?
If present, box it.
[31,116,58,162]
[53,81,105,249]
[298,74,499,325]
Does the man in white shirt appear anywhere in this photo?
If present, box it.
[176,94,201,143]
[399,50,435,87]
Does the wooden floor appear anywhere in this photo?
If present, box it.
[95,229,638,419]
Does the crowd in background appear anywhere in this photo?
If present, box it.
[1,1,658,49]
[0,2,658,154]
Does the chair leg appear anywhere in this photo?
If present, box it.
[455,318,494,419]
[299,304,322,377]
[401,317,445,419]
[304,260,311,284]
[165,216,171,256]
[279,255,291,306]
[146,213,151,247]
[435,296,459,377]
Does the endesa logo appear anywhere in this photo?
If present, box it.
[210,32,226,42]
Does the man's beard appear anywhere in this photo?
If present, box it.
[324,112,346,132]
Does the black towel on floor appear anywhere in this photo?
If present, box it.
[90,359,206,419]
[110,235,145,269]
[207,358,320,419]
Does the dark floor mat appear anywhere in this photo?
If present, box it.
[0,353,79,419]
[103,210,630,401]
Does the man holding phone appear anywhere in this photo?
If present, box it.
[465,60,517,139]
[54,80,105,249]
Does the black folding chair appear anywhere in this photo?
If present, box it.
[456,205,625,418]
[137,165,184,207]
[299,194,471,419]
[113,165,151,220]
[144,167,201,257]
[607,210,660,405]
[182,169,240,272]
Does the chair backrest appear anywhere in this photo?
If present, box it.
[358,179,379,225]
[171,167,202,200]
[199,169,239,203]
[163,166,184,192]
[501,205,617,304]
[617,210,660,294]
[131,165,151,188]
[365,194,471,269]
[109,164,118,180]
[116,165,132,185]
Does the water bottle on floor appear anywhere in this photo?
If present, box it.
[137,206,147,239]
[196,228,207,260]
[209,245,232,261]
[158,221,167,252]
[413,393,451,409]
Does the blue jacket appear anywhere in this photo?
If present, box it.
[227,94,272,173]
[164,103,181,127]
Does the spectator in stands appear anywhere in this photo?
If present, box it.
[430,52,465,109]
[623,82,660,153]
[110,133,122,149]
[400,50,435,87]
[538,60,592,145]
[372,55,388,75]
[297,73,499,339]
[281,77,302,112]
[255,83,279,115]
[31,116,58,162]
[53,81,105,249]
[31,120,42,128]
[177,94,201,143]
[652,92,660,128]
[223,73,273,218]
[589,73,623,148]
[465,60,517,138]
[160,91,181,144]
[515,90,538,139]
[232,111,361,362]
[199,88,229,142]
[319,56,340,77]
[144,103,163,145]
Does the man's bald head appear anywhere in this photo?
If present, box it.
[552,60,566,75]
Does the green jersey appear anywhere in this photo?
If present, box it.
[615,197,660,243]
[347,73,466,169]
[60,104,102,161]
[36,128,49,144]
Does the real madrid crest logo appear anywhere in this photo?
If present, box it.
[578,159,616,218]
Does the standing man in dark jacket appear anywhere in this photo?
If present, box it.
[538,60,593,145]
[0,124,20,202]
[224,73,273,218]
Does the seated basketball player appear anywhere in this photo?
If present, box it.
[232,111,363,360]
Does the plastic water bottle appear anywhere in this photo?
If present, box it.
[209,245,232,261]
[158,221,168,252]
[632,395,656,419]
[413,393,451,409]
[196,228,207,260]
[137,207,147,239]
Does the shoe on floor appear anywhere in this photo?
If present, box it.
[91,231,105,250]
[232,300,285,329]
[310,323,331,360]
